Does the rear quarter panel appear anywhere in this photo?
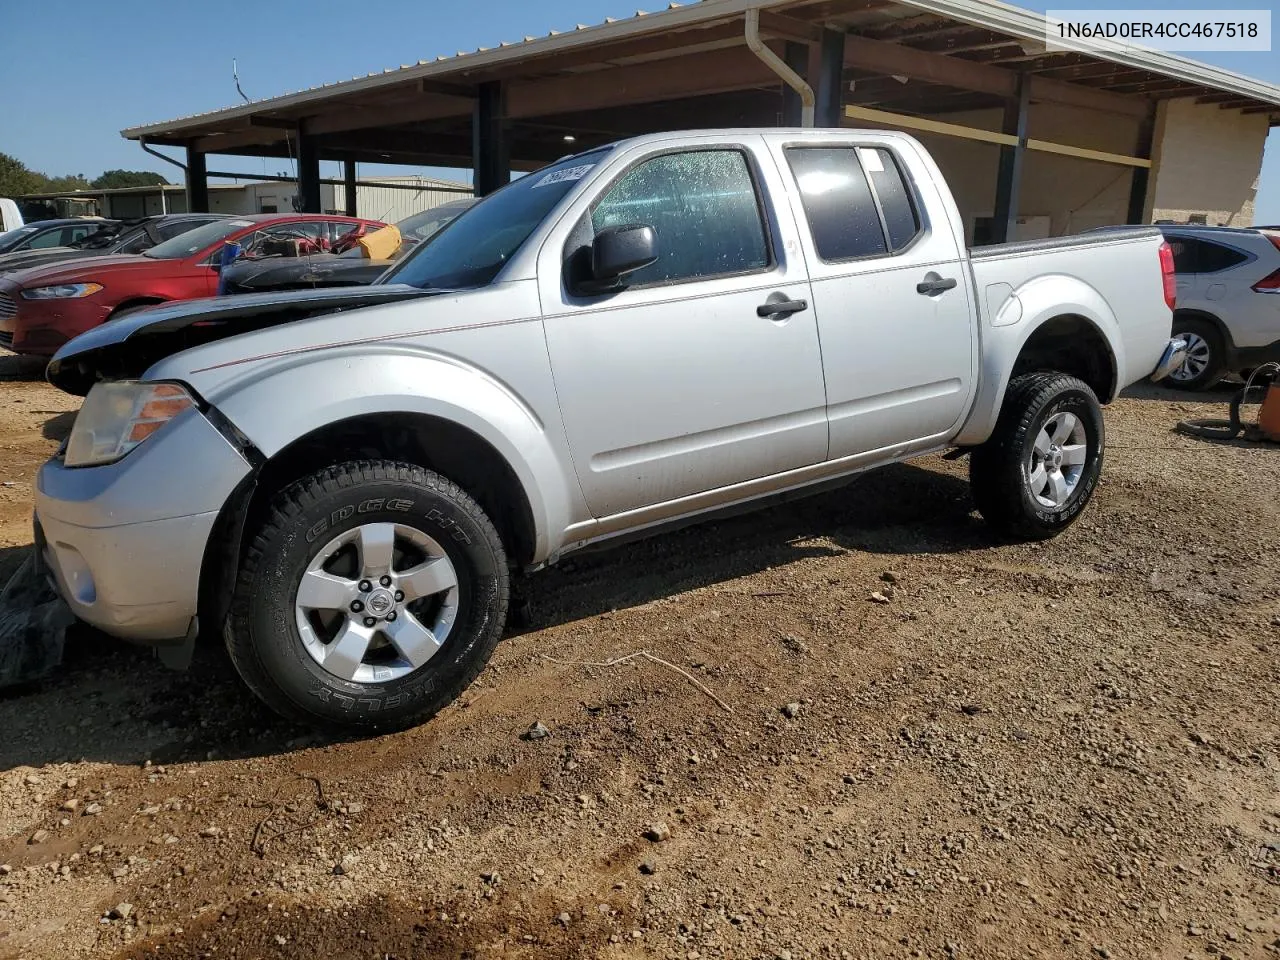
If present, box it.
[956,231,1171,446]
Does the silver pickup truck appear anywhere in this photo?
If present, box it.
[38,129,1185,730]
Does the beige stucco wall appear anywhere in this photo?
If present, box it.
[1145,97,1269,226]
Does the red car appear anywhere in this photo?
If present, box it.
[0,214,385,356]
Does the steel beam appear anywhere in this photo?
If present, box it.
[782,41,810,125]
[1125,111,1155,224]
[192,127,288,154]
[991,74,1029,244]
[303,91,472,137]
[507,45,777,119]
[473,80,510,196]
[185,146,209,213]
[814,28,845,126]
[843,32,1148,118]
[297,133,322,213]
[343,158,358,216]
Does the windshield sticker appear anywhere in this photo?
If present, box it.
[532,164,595,188]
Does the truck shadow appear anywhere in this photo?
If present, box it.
[41,410,75,442]
[0,460,985,771]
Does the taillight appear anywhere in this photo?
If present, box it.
[1264,231,1280,253]
[1158,240,1177,310]
[1253,268,1280,294]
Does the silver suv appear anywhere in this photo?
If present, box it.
[1155,225,1280,389]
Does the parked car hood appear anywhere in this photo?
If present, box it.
[221,254,395,293]
[47,284,432,395]
[10,254,148,286]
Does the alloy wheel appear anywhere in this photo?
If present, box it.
[1025,411,1088,509]
[294,522,459,683]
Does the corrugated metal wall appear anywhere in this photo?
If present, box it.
[335,177,473,223]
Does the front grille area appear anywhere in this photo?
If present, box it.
[0,330,12,349]
[0,293,15,324]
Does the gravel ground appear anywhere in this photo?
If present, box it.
[0,352,1276,960]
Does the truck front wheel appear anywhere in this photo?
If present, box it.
[969,373,1104,541]
[226,460,509,731]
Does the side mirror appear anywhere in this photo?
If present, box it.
[588,224,658,290]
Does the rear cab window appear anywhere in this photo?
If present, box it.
[784,145,921,262]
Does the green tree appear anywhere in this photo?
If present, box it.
[0,152,43,197]
[42,173,92,192]
[91,169,169,190]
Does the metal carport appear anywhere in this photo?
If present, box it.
[122,0,1280,241]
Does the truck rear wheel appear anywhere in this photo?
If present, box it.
[969,373,1104,541]
[226,460,509,731]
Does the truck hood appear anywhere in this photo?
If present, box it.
[46,284,431,395]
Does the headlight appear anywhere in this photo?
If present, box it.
[64,381,195,468]
[21,283,103,300]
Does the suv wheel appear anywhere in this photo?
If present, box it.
[226,460,509,731]
[1166,317,1226,390]
[970,373,1105,541]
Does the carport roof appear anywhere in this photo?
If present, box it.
[121,0,1280,164]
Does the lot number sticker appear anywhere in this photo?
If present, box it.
[533,164,595,188]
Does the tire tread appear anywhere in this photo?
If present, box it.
[970,372,1102,541]
[225,459,508,731]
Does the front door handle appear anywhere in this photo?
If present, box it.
[757,298,808,318]
[916,276,957,295]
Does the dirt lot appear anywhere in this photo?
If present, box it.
[0,353,1275,960]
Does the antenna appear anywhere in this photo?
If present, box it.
[232,59,251,104]
[233,59,270,182]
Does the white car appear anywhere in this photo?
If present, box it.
[1156,225,1280,389]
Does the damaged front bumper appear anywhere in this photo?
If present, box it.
[35,406,252,646]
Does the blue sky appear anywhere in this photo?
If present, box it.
[0,0,1275,220]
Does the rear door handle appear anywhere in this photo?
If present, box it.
[916,276,957,295]
[757,298,808,318]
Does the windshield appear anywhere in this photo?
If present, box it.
[144,219,254,260]
[73,225,124,250]
[395,200,475,244]
[382,151,607,290]
[0,225,41,254]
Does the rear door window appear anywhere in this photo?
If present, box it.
[27,229,65,249]
[857,147,920,251]
[65,225,99,245]
[786,147,885,261]
[785,146,922,262]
